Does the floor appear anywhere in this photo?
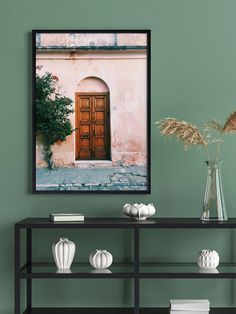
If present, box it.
[36,165,147,191]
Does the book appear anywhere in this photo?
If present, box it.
[169,311,209,314]
[170,300,210,311]
[50,213,84,222]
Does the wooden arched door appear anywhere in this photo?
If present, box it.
[75,92,110,160]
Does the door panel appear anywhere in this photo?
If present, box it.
[94,97,105,109]
[76,96,93,159]
[76,93,110,160]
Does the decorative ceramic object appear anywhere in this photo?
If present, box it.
[197,250,219,270]
[123,203,156,220]
[52,238,76,270]
[91,269,112,274]
[89,249,113,270]
[56,269,72,274]
[198,268,219,274]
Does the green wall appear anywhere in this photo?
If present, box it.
[1,0,236,312]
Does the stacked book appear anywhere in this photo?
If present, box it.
[50,213,84,222]
[169,300,210,314]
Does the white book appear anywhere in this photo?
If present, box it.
[50,213,84,222]
[170,300,210,311]
[169,311,209,314]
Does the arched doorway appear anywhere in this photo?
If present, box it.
[75,77,111,160]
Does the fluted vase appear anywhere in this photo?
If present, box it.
[201,161,227,221]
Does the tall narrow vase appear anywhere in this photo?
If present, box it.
[201,161,227,221]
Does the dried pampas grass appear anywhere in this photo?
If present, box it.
[204,112,236,134]
[156,118,208,150]
[156,111,236,161]
[204,120,223,133]
[222,111,236,134]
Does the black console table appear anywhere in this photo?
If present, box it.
[15,218,236,314]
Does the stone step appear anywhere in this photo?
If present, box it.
[73,160,113,168]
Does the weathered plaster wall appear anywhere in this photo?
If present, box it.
[36,50,147,167]
[39,33,147,47]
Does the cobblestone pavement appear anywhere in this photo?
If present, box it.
[36,166,147,191]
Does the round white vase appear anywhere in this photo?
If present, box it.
[89,249,113,270]
[123,203,156,220]
[197,249,219,270]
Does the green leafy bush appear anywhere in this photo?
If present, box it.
[36,68,74,169]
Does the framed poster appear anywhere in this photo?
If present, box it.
[32,30,151,193]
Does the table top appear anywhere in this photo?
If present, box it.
[15,217,236,229]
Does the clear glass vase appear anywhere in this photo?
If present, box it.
[201,160,227,221]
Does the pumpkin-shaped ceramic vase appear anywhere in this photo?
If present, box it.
[89,249,113,270]
[197,250,219,270]
[123,203,156,220]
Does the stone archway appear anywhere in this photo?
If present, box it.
[75,77,111,160]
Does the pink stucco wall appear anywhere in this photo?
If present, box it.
[36,49,147,167]
[39,33,147,47]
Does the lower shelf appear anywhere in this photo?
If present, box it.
[20,262,236,279]
[23,308,236,314]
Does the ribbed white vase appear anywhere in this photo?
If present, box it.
[197,250,219,270]
[123,203,156,220]
[52,238,76,270]
[89,249,113,270]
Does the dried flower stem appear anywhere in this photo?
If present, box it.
[205,145,210,161]
[222,111,236,134]
[156,118,210,159]
[215,136,223,162]
[156,111,236,162]
[213,111,236,161]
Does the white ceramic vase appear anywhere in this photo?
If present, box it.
[91,269,112,274]
[89,249,113,270]
[52,238,76,270]
[198,268,219,274]
[197,250,219,270]
[123,203,156,220]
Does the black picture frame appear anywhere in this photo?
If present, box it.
[32,29,151,194]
